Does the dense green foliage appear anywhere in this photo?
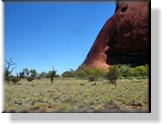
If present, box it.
[119,64,131,79]
[74,64,148,82]
[132,65,148,78]
[74,68,106,81]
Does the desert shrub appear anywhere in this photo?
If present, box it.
[119,64,131,79]
[10,76,20,84]
[39,72,47,78]
[133,65,148,78]
[116,64,149,79]
[62,71,75,78]
[75,68,106,81]
[27,76,34,82]
[129,68,135,77]
[88,76,96,82]
[86,69,98,81]
[55,74,60,78]
[74,70,87,79]
[106,65,120,86]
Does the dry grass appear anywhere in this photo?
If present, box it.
[4,78,149,113]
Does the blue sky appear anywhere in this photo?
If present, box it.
[5,3,116,75]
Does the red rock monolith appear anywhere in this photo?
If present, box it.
[79,0,150,70]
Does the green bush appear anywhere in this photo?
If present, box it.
[119,64,131,79]
[10,76,20,84]
[86,69,97,81]
[39,72,47,78]
[62,71,75,78]
[88,76,96,81]
[74,70,87,79]
[107,65,120,86]
[27,77,34,82]
[133,65,148,78]
[75,68,106,81]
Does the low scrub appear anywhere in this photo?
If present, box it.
[10,76,20,84]
[75,68,106,81]
[4,78,148,112]
[27,77,34,82]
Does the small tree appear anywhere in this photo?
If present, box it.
[4,58,16,82]
[107,65,120,86]
[22,68,29,78]
[30,69,37,79]
[48,68,56,83]
[19,71,25,78]
[119,64,131,79]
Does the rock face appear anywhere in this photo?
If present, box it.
[79,0,150,70]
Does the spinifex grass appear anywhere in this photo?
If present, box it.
[4,78,148,113]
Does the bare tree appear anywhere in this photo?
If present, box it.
[4,58,16,82]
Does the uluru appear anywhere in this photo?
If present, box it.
[79,0,150,70]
